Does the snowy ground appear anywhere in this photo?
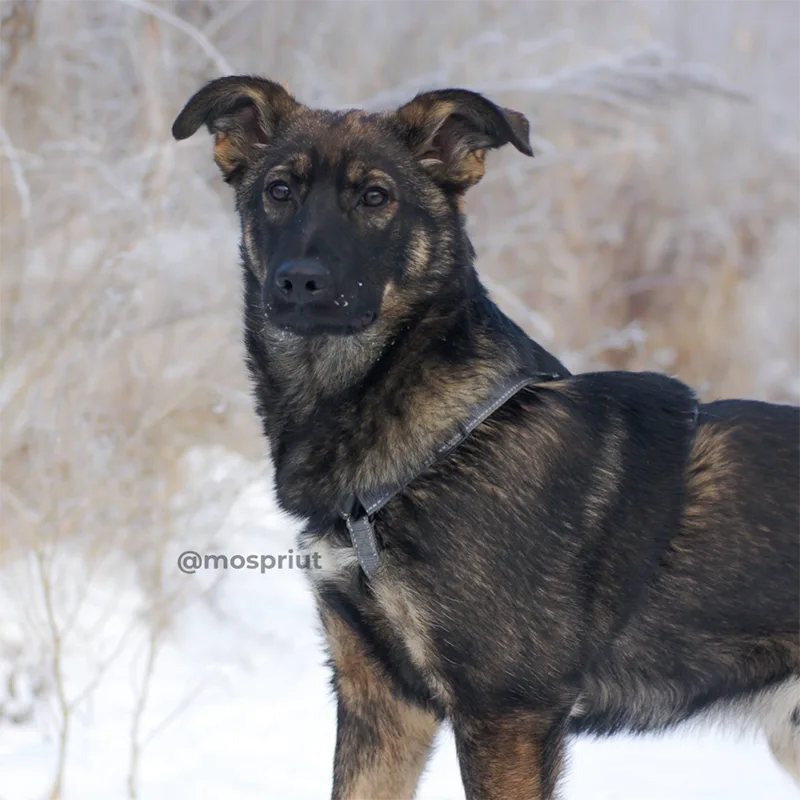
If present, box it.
[0,447,797,800]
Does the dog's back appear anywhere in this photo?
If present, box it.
[573,397,799,778]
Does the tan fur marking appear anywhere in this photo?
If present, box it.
[243,215,268,280]
[406,228,431,277]
[373,579,452,707]
[351,366,498,488]
[365,169,394,187]
[346,364,568,493]
[683,423,735,524]
[460,711,555,800]
[583,411,623,529]
[342,110,372,132]
[376,279,412,322]
[287,151,311,180]
[204,82,301,179]
[400,99,456,133]
[324,611,439,799]
[213,131,242,176]
[396,97,495,188]
[456,150,487,187]
[345,161,367,186]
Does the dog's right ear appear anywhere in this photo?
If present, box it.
[172,76,299,183]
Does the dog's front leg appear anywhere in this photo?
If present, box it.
[322,608,439,800]
[453,711,566,800]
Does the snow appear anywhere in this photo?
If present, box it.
[0,447,796,800]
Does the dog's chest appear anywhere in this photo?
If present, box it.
[300,530,455,707]
[370,577,456,708]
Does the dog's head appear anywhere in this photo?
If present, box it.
[172,76,532,337]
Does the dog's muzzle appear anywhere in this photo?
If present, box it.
[264,258,376,335]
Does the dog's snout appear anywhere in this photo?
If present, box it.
[273,259,333,305]
[263,255,376,334]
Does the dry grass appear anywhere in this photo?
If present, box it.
[0,1,798,793]
[0,0,797,625]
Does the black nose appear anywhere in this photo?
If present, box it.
[273,259,333,305]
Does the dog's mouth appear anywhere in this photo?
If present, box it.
[267,307,377,336]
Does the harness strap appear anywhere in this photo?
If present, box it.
[342,370,564,581]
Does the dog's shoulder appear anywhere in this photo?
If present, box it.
[559,369,698,421]
[522,369,699,448]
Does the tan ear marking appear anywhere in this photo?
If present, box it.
[391,88,532,192]
[172,75,300,183]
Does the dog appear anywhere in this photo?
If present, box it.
[172,76,800,799]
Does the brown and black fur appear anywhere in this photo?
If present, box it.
[173,75,800,799]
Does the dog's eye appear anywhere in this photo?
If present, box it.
[267,181,291,202]
[361,187,389,208]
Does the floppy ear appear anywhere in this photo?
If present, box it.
[391,89,533,191]
[172,75,299,183]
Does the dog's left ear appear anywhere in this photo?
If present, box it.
[391,88,533,191]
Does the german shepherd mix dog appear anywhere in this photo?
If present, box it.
[173,76,800,799]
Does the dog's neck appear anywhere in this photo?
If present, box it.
[244,265,567,522]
